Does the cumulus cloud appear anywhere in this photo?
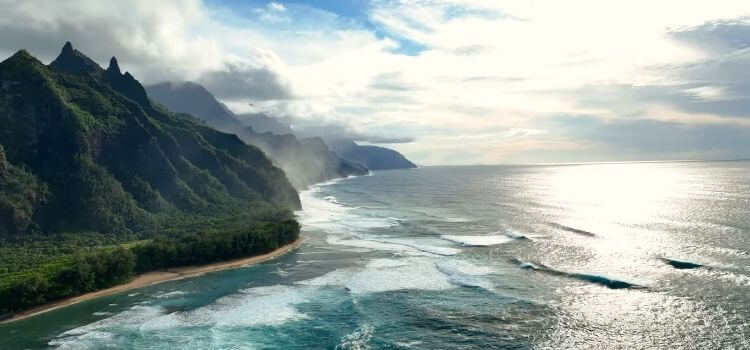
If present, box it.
[198,47,294,101]
[2,0,750,164]
[252,2,291,23]
[671,17,750,53]
[0,0,222,82]
[0,0,296,102]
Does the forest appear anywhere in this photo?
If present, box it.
[0,219,299,317]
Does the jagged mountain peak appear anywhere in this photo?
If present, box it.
[107,56,121,74]
[61,41,73,54]
[0,42,300,235]
[49,41,103,75]
[101,59,156,114]
[8,49,34,62]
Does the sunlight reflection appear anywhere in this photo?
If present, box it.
[546,163,686,227]
[522,163,700,284]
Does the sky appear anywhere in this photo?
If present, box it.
[1,0,750,165]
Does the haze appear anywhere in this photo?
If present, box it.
[2,0,749,165]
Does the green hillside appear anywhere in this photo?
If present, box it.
[0,43,299,238]
[0,43,302,317]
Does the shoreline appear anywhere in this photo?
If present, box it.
[1,237,302,324]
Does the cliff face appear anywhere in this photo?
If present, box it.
[145,81,367,189]
[0,43,299,236]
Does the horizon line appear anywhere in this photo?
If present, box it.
[417,158,750,168]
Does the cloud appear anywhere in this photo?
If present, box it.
[548,115,750,161]
[563,17,750,122]
[198,47,293,101]
[671,17,750,53]
[367,72,416,91]
[279,116,416,144]
[252,2,291,23]
[267,2,287,13]
[0,0,223,82]
[0,0,296,102]
[2,0,750,164]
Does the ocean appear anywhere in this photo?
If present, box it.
[2,161,750,349]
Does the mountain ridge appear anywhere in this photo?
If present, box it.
[144,81,367,189]
[327,139,417,170]
[0,43,299,237]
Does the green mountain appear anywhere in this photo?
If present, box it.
[144,81,367,189]
[145,81,244,133]
[0,43,299,238]
[327,139,417,170]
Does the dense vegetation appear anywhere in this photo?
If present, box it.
[0,220,299,316]
[0,43,299,238]
[0,42,305,317]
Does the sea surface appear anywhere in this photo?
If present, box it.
[2,161,750,349]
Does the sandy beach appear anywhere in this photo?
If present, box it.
[2,237,302,324]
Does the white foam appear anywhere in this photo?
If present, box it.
[149,285,310,329]
[395,341,424,348]
[336,324,375,350]
[299,257,454,293]
[56,305,163,338]
[137,312,184,331]
[697,269,750,288]
[435,260,495,275]
[366,259,409,269]
[49,331,115,349]
[518,261,539,269]
[375,238,462,256]
[435,260,494,288]
[51,286,313,347]
[212,285,311,327]
[346,217,401,230]
[297,181,406,238]
[505,230,535,240]
[299,257,491,294]
[154,290,188,299]
[441,234,514,246]
[443,217,471,223]
[51,305,163,347]
[326,236,460,257]
[297,188,394,235]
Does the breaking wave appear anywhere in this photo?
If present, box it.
[441,234,515,246]
[659,257,705,270]
[511,259,642,289]
[547,222,597,237]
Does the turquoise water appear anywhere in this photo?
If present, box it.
[2,162,750,349]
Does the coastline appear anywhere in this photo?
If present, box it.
[1,237,302,324]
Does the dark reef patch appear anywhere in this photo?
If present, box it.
[511,259,642,290]
[547,222,597,237]
[660,258,704,270]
